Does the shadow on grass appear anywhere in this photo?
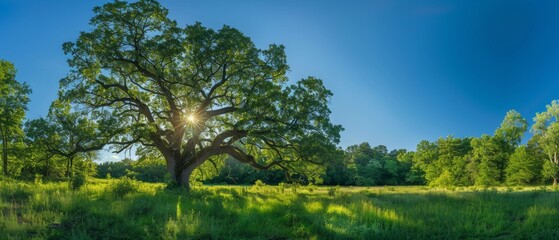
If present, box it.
[3,182,559,239]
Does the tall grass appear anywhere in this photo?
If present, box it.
[1,179,559,239]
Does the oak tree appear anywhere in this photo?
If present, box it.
[60,0,342,189]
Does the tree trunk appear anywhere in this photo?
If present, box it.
[165,155,197,191]
[66,157,74,178]
[165,156,178,180]
[554,177,557,187]
[2,136,8,176]
[44,158,50,179]
[180,167,194,191]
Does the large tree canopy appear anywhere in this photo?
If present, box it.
[0,60,31,176]
[60,0,342,189]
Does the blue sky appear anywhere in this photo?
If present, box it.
[2,0,559,160]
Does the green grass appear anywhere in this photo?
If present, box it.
[1,179,559,239]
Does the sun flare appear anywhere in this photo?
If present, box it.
[187,114,196,122]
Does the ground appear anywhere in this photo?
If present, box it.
[1,178,559,239]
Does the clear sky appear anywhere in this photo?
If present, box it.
[2,0,559,160]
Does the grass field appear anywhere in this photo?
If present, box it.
[1,178,559,239]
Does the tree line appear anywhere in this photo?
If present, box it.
[2,55,559,187]
[325,109,558,187]
[2,56,559,187]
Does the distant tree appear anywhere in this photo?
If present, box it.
[97,159,134,179]
[505,146,541,185]
[398,151,425,185]
[130,156,168,182]
[321,148,351,185]
[383,149,408,185]
[470,135,507,186]
[532,100,559,186]
[207,157,287,185]
[26,100,111,177]
[60,0,341,190]
[494,110,528,148]
[0,60,31,176]
[24,118,63,179]
[345,143,383,186]
[412,140,438,184]
[425,136,471,186]
[463,111,528,186]
[493,110,528,181]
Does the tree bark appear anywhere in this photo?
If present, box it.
[180,167,194,191]
[2,139,7,176]
[1,128,8,176]
[165,155,178,181]
[45,159,50,179]
[66,156,74,178]
[554,177,558,187]
[164,154,197,191]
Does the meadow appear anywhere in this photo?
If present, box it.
[1,178,559,240]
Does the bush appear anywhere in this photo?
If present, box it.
[307,183,316,193]
[292,183,301,194]
[110,177,138,198]
[241,186,248,196]
[254,179,266,187]
[278,182,286,193]
[2,185,32,202]
[69,173,86,191]
[328,186,340,197]
[34,174,43,185]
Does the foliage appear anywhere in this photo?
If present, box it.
[254,179,265,187]
[205,157,286,185]
[0,59,31,176]
[129,156,167,182]
[422,136,472,186]
[109,177,138,198]
[542,161,559,183]
[506,146,543,185]
[494,110,528,148]
[24,100,108,178]
[69,172,86,191]
[532,100,559,185]
[97,157,167,183]
[97,159,134,179]
[322,148,354,185]
[470,135,508,186]
[34,174,43,185]
[339,143,414,186]
[59,0,342,189]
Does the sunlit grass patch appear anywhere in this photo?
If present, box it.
[2,179,559,239]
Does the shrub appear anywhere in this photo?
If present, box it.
[307,183,316,193]
[241,186,248,196]
[34,174,43,185]
[278,182,286,193]
[69,173,86,191]
[110,177,138,198]
[292,183,301,194]
[328,186,338,197]
[254,179,265,187]
[3,185,32,202]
